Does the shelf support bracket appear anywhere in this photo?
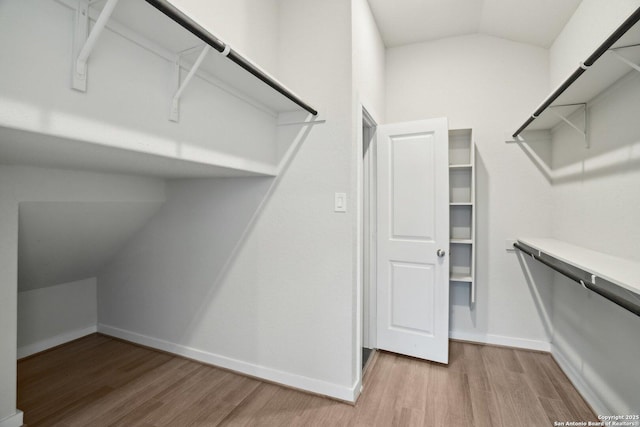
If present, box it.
[72,0,120,92]
[169,45,211,122]
[608,49,640,74]
[547,104,589,148]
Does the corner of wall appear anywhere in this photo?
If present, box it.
[551,344,610,416]
[17,277,98,359]
[97,324,360,403]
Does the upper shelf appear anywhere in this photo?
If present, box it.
[513,7,640,137]
[0,126,277,178]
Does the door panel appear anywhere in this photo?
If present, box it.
[376,118,449,363]
[390,134,435,241]
[390,262,435,335]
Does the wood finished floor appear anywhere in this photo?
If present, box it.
[18,334,597,426]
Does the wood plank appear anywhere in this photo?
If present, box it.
[469,389,503,427]
[18,335,601,426]
[539,396,575,425]
[515,349,562,400]
[61,358,194,426]
[462,343,492,393]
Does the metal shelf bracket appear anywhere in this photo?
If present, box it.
[72,0,120,92]
[609,47,640,74]
[169,45,211,122]
[547,103,589,148]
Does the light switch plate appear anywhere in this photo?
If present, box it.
[334,193,347,212]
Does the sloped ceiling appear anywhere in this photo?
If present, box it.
[18,201,164,291]
[367,0,583,48]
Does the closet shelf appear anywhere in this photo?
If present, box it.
[450,274,473,283]
[59,0,317,118]
[515,238,640,317]
[451,239,473,244]
[0,126,277,178]
[449,164,473,169]
[512,7,640,138]
[450,202,473,206]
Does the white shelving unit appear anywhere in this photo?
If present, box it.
[449,129,476,303]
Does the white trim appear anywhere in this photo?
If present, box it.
[352,376,363,403]
[98,324,358,402]
[17,325,97,359]
[0,410,23,427]
[449,330,551,352]
[551,344,610,416]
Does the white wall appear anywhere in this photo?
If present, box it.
[386,34,554,349]
[19,201,163,291]
[98,0,358,401]
[541,2,640,414]
[277,0,356,396]
[549,0,640,88]
[546,61,640,417]
[0,166,164,421]
[18,278,97,359]
[353,0,386,124]
[169,0,280,74]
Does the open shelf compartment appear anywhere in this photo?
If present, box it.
[448,128,476,304]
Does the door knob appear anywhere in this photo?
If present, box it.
[437,249,446,257]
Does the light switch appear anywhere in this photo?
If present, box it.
[334,192,347,212]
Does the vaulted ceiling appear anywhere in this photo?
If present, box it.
[367,0,583,48]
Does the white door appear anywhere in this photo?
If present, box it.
[376,118,450,363]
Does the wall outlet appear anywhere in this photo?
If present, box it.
[505,239,517,251]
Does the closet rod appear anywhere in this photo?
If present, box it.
[512,6,640,138]
[513,242,640,317]
[144,0,318,117]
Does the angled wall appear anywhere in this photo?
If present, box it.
[98,0,358,401]
[0,166,165,423]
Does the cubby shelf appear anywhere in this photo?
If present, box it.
[451,239,473,244]
[450,274,473,283]
[448,129,476,304]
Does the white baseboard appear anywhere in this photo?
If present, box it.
[0,410,23,427]
[98,324,357,402]
[449,330,551,352]
[551,344,610,416]
[17,325,97,359]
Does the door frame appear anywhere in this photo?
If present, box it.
[361,107,377,352]
[355,104,378,399]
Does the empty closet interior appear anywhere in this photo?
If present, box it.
[1,0,640,425]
